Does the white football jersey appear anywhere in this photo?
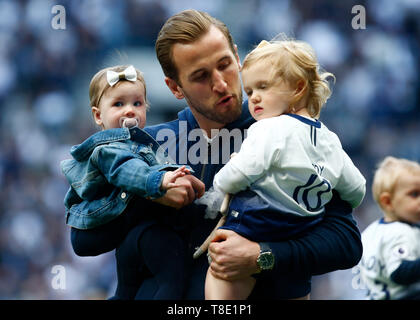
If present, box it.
[359,219,420,299]
[214,114,366,217]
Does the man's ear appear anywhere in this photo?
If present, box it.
[165,77,184,100]
[379,192,393,212]
[91,106,103,126]
[234,44,242,69]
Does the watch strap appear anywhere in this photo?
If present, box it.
[256,242,275,271]
[259,242,272,253]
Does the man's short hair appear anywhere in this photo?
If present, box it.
[155,9,235,84]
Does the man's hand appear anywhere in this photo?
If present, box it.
[208,229,260,280]
[153,174,205,209]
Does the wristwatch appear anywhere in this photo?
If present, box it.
[256,242,275,271]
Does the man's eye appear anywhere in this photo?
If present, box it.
[134,101,142,106]
[114,102,123,107]
[219,61,230,70]
[193,73,207,81]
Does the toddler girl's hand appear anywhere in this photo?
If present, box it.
[154,174,205,209]
[161,166,190,190]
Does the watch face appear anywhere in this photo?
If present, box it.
[258,252,274,269]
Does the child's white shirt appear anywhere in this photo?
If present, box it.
[359,219,420,299]
[213,114,366,217]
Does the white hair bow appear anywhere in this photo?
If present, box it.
[106,65,137,87]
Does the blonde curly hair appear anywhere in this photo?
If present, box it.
[242,36,335,118]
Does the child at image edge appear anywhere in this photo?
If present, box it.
[204,39,366,300]
[61,65,198,299]
[359,156,420,300]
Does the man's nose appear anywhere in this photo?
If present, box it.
[212,70,227,93]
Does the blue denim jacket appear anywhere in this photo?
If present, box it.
[61,126,181,230]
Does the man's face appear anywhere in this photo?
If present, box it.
[166,25,243,130]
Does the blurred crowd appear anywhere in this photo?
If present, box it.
[0,0,419,299]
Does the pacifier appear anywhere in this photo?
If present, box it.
[120,117,138,128]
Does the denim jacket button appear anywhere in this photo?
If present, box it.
[121,192,127,199]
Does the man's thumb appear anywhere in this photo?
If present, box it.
[211,228,230,242]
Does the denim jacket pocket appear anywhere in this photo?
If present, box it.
[66,189,133,229]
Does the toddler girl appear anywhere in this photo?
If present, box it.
[61,65,197,299]
[203,39,366,299]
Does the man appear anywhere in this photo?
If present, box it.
[112,9,363,299]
